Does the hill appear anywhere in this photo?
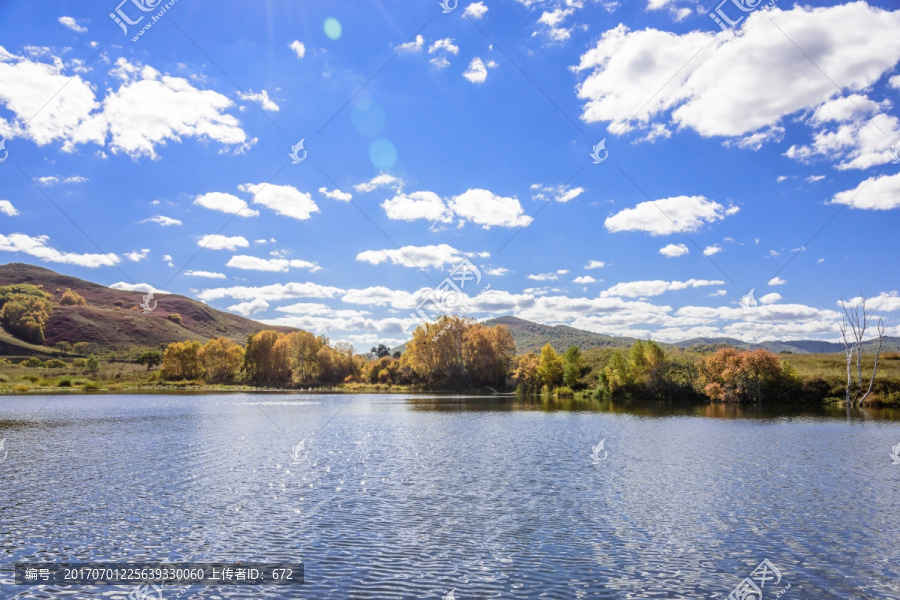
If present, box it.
[482,316,638,354]
[0,263,293,354]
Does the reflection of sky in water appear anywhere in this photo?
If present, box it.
[1,394,899,599]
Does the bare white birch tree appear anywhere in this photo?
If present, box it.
[839,295,885,407]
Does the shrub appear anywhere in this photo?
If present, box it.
[43,359,67,369]
[59,289,87,306]
[114,300,124,307]
[72,342,98,356]
[556,386,575,397]
[58,378,73,387]
[21,374,40,383]
[83,381,100,390]
[167,313,183,325]
[73,358,88,368]
[21,357,44,368]
[86,355,99,372]
[14,384,30,392]
[700,348,799,403]
[0,285,53,344]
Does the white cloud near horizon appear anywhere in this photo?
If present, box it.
[0,233,119,268]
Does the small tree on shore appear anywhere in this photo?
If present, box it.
[839,295,885,407]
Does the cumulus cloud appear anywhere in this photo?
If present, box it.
[58,16,86,32]
[573,275,597,284]
[194,192,259,217]
[197,234,249,250]
[572,4,900,145]
[125,248,149,262]
[534,7,576,42]
[290,40,305,59]
[319,187,352,201]
[276,302,370,318]
[531,183,585,203]
[449,188,532,228]
[225,255,321,272]
[140,215,182,226]
[768,277,786,286]
[584,260,606,269]
[842,291,900,312]
[396,35,424,53]
[759,292,782,304]
[0,233,119,267]
[354,173,403,193]
[228,298,269,316]
[356,244,468,269]
[237,89,279,112]
[601,278,724,297]
[109,282,168,293]
[197,282,344,302]
[605,196,738,236]
[240,182,320,220]
[464,2,488,19]
[463,57,496,83]
[183,270,226,279]
[382,191,453,223]
[659,243,689,257]
[0,200,19,216]
[703,244,722,256]
[830,172,900,210]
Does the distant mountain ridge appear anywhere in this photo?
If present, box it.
[0,263,294,353]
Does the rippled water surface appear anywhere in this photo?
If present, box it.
[1,393,899,599]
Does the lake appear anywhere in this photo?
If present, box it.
[1,393,899,599]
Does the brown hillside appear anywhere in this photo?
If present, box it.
[0,263,293,352]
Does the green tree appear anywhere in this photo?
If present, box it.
[86,355,99,373]
[138,350,163,371]
[370,343,391,358]
[562,345,583,388]
[538,343,563,391]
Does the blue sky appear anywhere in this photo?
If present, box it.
[1,0,899,349]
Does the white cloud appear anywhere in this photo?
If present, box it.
[396,35,424,53]
[354,173,403,193]
[601,278,724,297]
[843,291,900,312]
[35,175,87,185]
[194,191,259,217]
[531,184,585,203]
[464,2,489,19]
[605,196,737,236]
[197,234,249,250]
[276,302,370,318]
[572,4,900,144]
[573,275,597,284]
[430,56,451,69]
[382,191,453,223]
[183,270,226,279]
[463,58,490,84]
[225,255,321,272]
[237,89,279,112]
[429,38,459,55]
[806,175,825,182]
[290,40,306,59]
[197,282,344,302]
[534,8,575,42]
[0,233,119,267]
[759,292,782,304]
[830,171,900,210]
[318,187,352,202]
[768,277,786,286]
[356,243,466,269]
[703,244,722,256]
[707,289,727,297]
[785,95,900,170]
[110,282,168,293]
[448,188,532,229]
[528,273,559,281]
[659,243,689,257]
[240,182,320,220]
[228,298,269,316]
[58,16,87,33]
[0,200,18,216]
[125,248,149,262]
[485,267,511,276]
[585,260,606,269]
[140,215,182,226]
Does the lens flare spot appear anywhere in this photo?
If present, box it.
[369,138,397,169]
[324,18,342,40]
